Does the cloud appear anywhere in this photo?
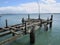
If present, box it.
[0,0,60,14]
[42,0,56,4]
[0,2,38,14]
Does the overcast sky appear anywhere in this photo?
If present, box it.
[0,0,60,14]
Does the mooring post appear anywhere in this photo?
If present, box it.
[24,21,27,34]
[51,15,53,20]
[22,18,25,24]
[30,26,35,44]
[5,19,8,28]
[38,14,40,20]
[40,19,42,27]
[44,23,48,31]
[50,15,53,28]
[50,22,52,28]
[28,14,30,20]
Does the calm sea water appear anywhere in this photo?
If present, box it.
[0,13,60,45]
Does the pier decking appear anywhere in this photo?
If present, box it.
[0,15,53,45]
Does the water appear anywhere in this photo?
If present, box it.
[0,13,60,45]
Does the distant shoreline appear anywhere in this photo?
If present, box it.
[0,13,60,15]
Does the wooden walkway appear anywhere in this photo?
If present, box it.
[0,15,53,45]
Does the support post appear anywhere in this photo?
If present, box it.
[22,18,25,24]
[24,22,27,34]
[38,14,40,20]
[5,19,8,28]
[28,14,30,20]
[30,26,35,44]
[40,20,42,27]
[50,22,52,28]
[51,15,53,20]
[50,15,53,28]
[44,23,48,31]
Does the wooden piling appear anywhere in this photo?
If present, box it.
[51,15,53,20]
[50,22,52,28]
[38,14,40,20]
[24,22,27,34]
[44,24,48,31]
[40,20,42,27]
[22,18,25,24]
[50,15,53,28]
[30,26,35,44]
[5,19,8,28]
[28,14,30,20]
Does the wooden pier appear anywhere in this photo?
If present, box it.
[0,15,53,45]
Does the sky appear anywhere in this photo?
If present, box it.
[0,0,60,14]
